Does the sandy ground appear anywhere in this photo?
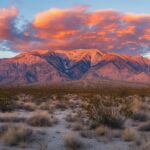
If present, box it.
[0,109,138,150]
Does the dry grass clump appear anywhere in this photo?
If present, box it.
[39,102,50,110]
[27,111,57,127]
[122,128,137,141]
[16,101,37,111]
[70,122,83,131]
[141,142,150,150]
[134,134,150,150]
[0,112,26,123]
[54,101,68,110]
[139,122,150,131]
[65,114,79,123]
[68,99,81,109]
[95,125,110,136]
[1,124,33,146]
[38,101,55,114]
[80,130,95,139]
[64,132,83,150]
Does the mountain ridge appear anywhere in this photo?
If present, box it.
[0,49,150,85]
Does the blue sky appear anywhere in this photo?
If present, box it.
[0,0,150,58]
[1,0,150,21]
[0,51,18,58]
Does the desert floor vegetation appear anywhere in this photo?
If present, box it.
[26,111,58,127]
[64,132,83,150]
[0,84,149,149]
[122,128,137,141]
[1,124,34,146]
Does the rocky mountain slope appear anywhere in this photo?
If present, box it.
[0,49,150,85]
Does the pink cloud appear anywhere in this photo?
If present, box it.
[0,6,18,40]
[1,6,150,56]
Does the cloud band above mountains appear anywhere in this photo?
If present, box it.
[0,6,150,55]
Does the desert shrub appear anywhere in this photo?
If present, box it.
[122,128,137,141]
[64,132,83,150]
[38,102,55,114]
[139,122,150,131]
[65,114,78,122]
[27,111,57,127]
[139,101,150,112]
[0,124,10,136]
[54,101,68,110]
[17,94,33,102]
[82,95,144,128]
[80,130,95,139]
[132,111,149,122]
[0,97,15,112]
[2,124,33,146]
[95,125,110,136]
[70,122,83,131]
[82,95,128,128]
[121,96,141,116]
[16,101,37,111]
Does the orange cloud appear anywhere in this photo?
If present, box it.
[31,7,150,55]
[117,26,136,36]
[1,6,150,56]
[32,6,87,39]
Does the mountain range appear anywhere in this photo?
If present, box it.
[0,49,150,85]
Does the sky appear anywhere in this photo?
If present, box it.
[0,0,150,58]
